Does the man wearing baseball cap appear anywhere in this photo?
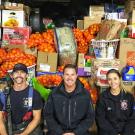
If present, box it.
[1,63,43,135]
[12,63,28,74]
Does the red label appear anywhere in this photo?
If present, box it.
[3,27,31,45]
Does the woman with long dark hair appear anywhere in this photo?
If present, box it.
[96,69,135,135]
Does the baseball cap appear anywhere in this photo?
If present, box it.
[12,63,28,74]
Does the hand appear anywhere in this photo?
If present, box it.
[62,133,75,135]
[14,133,28,135]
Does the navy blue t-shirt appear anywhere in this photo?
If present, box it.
[0,100,2,111]
[10,86,43,124]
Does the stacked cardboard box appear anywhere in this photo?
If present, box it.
[2,27,31,46]
[89,5,104,17]
[77,20,84,30]
[2,10,27,27]
[127,9,135,38]
[92,59,120,86]
[118,38,135,70]
[77,53,93,76]
[37,51,58,73]
[122,81,135,94]
[5,44,37,56]
[118,38,135,94]
[125,0,135,13]
[77,5,104,30]
[84,16,102,29]
[1,3,32,51]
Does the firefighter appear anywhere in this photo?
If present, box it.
[96,69,135,135]
[44,64,95,135]
[4,63,43,135]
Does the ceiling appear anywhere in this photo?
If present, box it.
[25,0,125,7]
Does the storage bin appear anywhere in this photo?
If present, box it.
[91,39,119,59]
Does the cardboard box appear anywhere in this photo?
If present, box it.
[77,53,85,68]
[91,11,104,17]
[125,1,135,13]
[127,10,135,38]
[119,38,135,70]
[92,59,120,71]
[5,3,26,10]
[89,5,104,17]
[96,67,118,79]
[0,5,4,10]
[77,20,84,30]
[77,53,92,76]
[4,44,37,56]
[96,67,119,86]
[0,0,4,9]
[2,10,27,27]
[89,5,104,12]
[37,51,57,72]
[126,9,135,37]
[2,27,31,46]
[92,59,120,86]
[84,16,101,29]
[127,9,135,25]
[96,78,109,87]
[4,3,31,21]
[122,81,135,94]
[96,20,126,40]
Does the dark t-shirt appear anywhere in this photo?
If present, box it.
[10,86,43,124]
[110,92,121,100]
[65,90,75,97]
[0,100,2,111]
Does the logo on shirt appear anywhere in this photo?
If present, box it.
[23,98,29,108]
[23,97,32,108]
[120,100,128,110]
[107,107,112,111]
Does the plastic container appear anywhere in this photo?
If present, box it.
[91,39,119,59]
[7,64,36,86]
[122,66,135,81]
